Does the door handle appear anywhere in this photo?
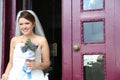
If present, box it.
[73,44,80,51]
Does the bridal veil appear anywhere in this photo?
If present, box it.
[15,10,45,37]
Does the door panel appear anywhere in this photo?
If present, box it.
[72,0,118,80]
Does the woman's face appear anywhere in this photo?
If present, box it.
[19,18,35,35]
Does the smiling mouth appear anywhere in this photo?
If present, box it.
[23,29,29,32]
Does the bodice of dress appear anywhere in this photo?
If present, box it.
[13,43,41,62]
[12,43,41,72]
[8,43,48,80]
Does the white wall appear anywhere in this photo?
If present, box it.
[0,0,3,76]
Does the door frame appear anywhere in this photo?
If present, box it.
[1,0,16,75]
[62,0,72,80]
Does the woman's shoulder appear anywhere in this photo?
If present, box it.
[35,35,47,41]
[10,36,23,45]
[11,36,21,42]
[35,35,48,45]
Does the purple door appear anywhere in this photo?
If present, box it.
[62,0,120,80]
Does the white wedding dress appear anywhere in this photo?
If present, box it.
[8,43,49,80]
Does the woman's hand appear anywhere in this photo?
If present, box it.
[25,59,36,70]
[1,74,8,80]
[25,59,42,70]
[1,77,7,80]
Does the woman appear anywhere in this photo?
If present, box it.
[1,10,50,80]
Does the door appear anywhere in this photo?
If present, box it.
[72,0,119,80]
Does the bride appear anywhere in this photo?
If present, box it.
[1,10,50,80]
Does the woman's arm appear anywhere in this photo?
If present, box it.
[1,37,15,79]
[34,37,50,70]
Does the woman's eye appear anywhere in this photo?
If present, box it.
[19,23,23,25]
[25,23,30,25]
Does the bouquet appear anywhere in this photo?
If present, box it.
[21,38,38,60]
[21,38,38,79]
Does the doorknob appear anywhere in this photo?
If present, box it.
[73,44,80,51]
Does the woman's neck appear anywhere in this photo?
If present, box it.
[22,33,35,40]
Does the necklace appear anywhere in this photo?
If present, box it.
[21,34,36,43]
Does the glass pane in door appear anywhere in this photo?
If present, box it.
[83,0,103,10]
[83,21,104,43]
[83,54,104,80]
